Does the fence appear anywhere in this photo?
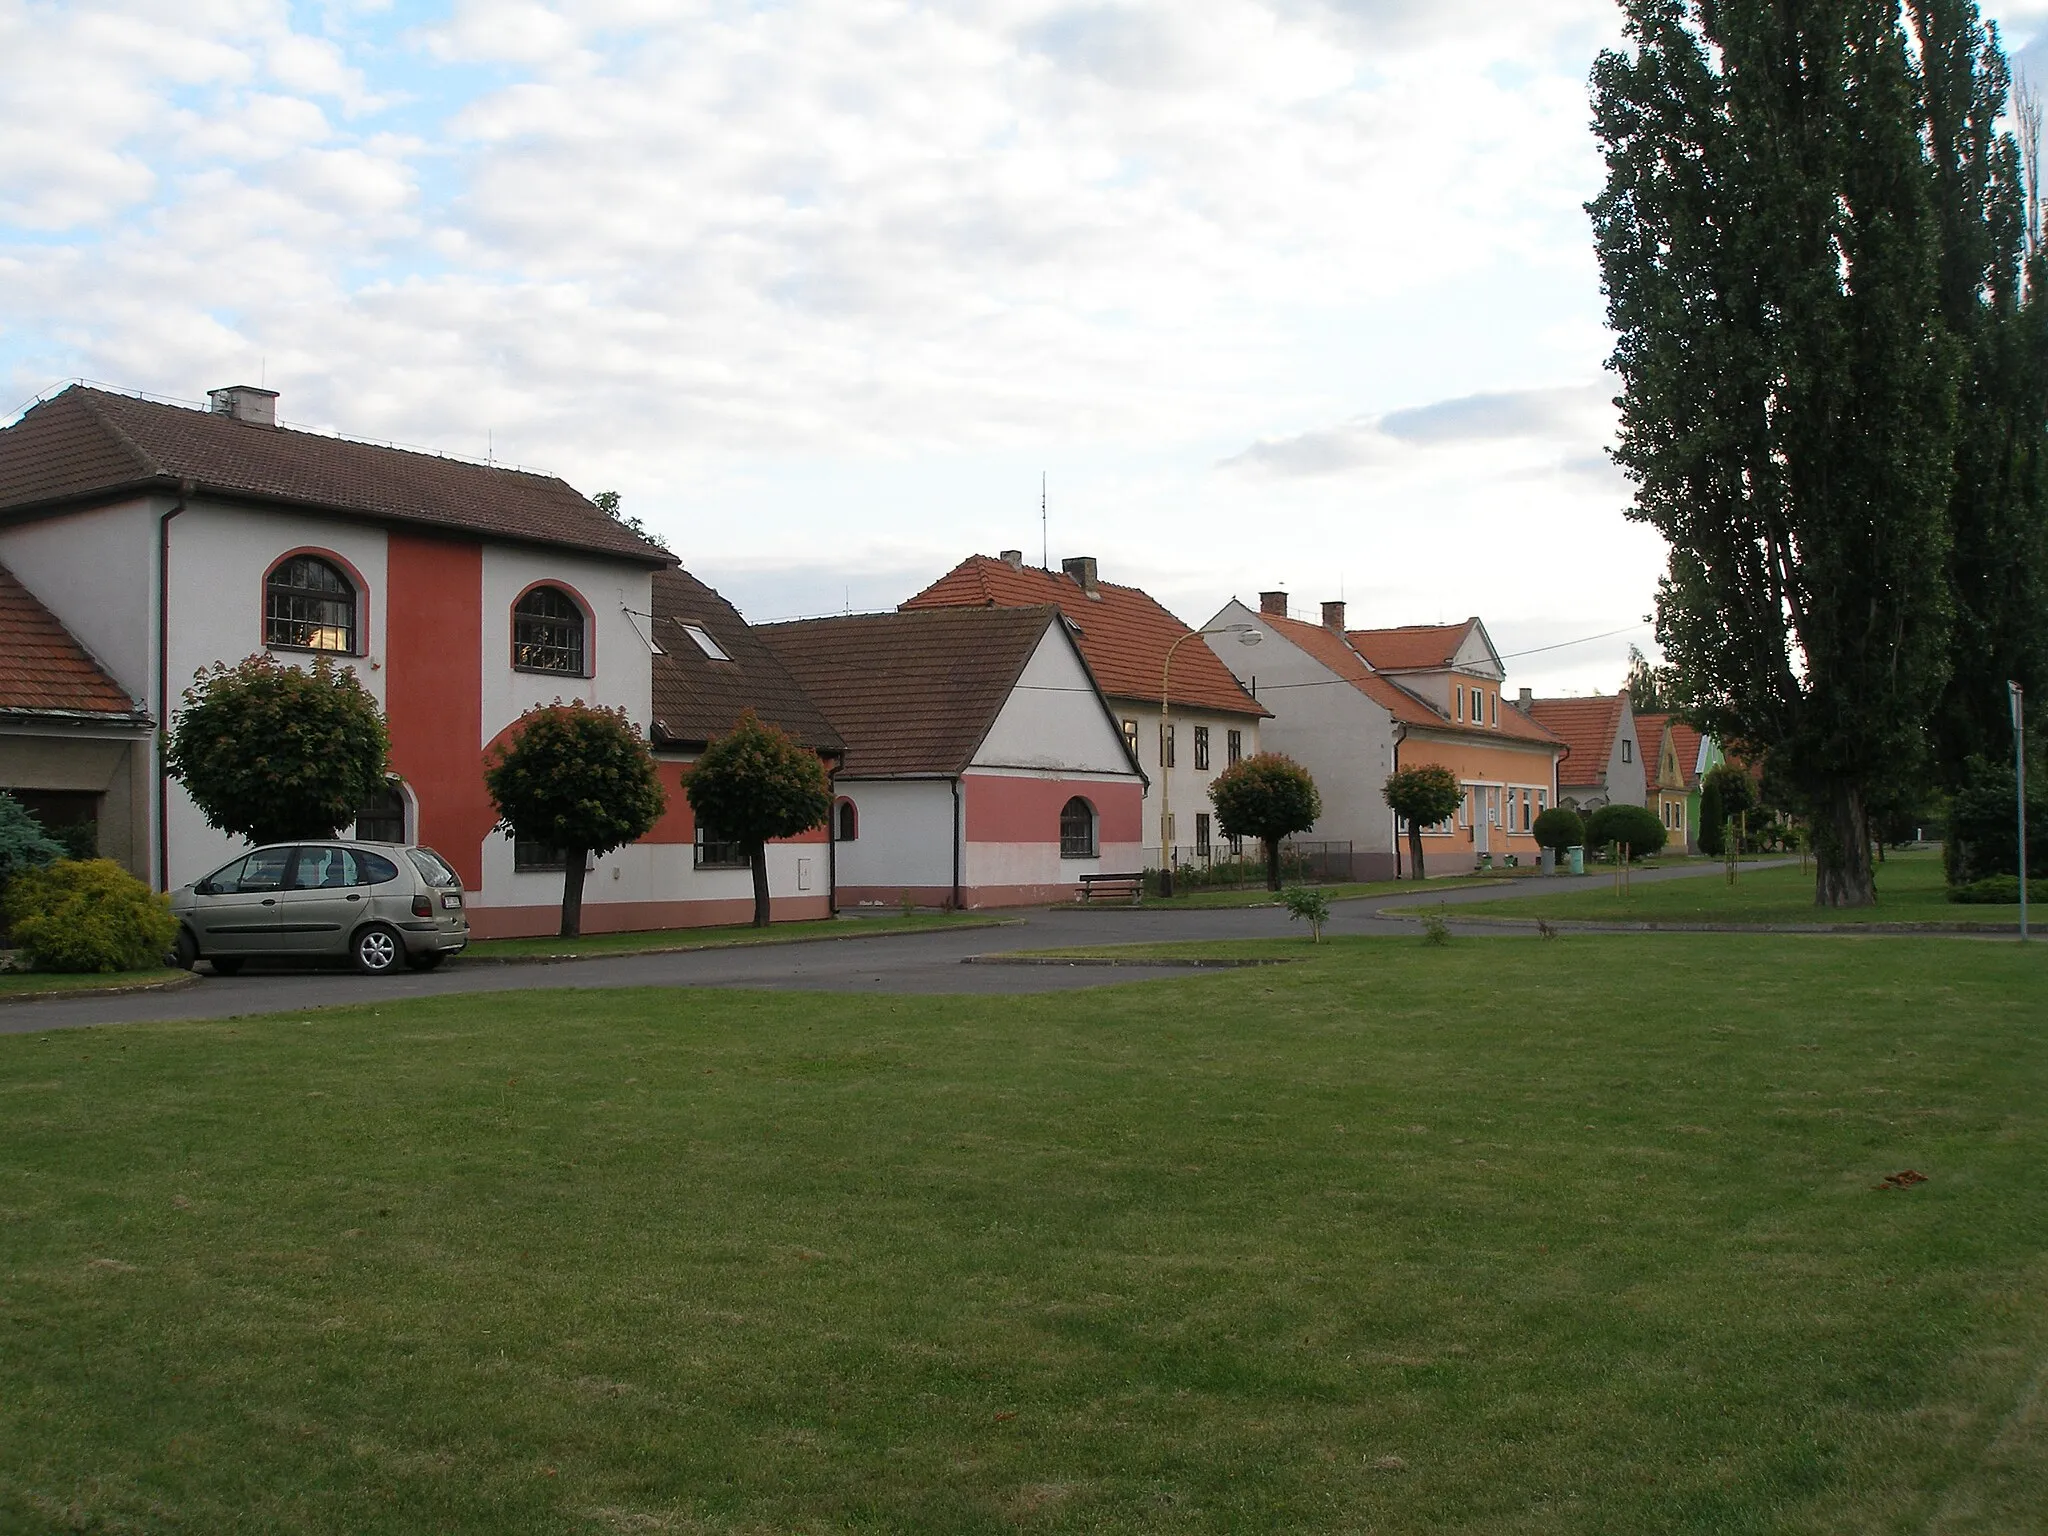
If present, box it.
[1145,840,1358,892]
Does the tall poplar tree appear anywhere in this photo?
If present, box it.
[1590,0,1963,906]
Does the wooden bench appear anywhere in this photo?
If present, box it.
[1077,872,1145,904]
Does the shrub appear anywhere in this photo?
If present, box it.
[3,859,179,973]
[0,791,66,887]
[1282,886,1332,941]
[1584,803,1667,860]
[1946,875,2048,905]
[1696,775,1725,856]
[1943,754,2048,885]
[1532,805,1584,854]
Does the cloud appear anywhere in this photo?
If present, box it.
[1222,384,1616,478]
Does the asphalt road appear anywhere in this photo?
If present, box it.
[2,859,1793,1033]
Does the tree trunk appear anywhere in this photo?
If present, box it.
[559,847,589,937]
[1407,823,1426,880]
[749,838,771,928]
[1814,785,1877,908]
[1264,836,1282,891]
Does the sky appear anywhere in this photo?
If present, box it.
[7,0,2048,696]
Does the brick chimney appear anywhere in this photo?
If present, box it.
[1518,686,1533,708]
[1259,590,1288,618]
[1321,600,1346,631]
[208,385,278,427]
[999,549,1024,570]
[1061,556,1099,596]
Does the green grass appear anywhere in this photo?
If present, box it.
[1138,876,1491,909]
[5,937,2047,1532]
[462,909,1003,960]
[0,967,190,998]
[1425,847,2019,927]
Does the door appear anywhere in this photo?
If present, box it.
[190,847,293,954]
[272,846,371,954]
[1474,788,1493,855]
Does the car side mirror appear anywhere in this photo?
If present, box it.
[194,880,216,896]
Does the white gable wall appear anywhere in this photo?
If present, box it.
[971,622,1135,774]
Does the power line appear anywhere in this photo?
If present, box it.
[1495,622,1649,662]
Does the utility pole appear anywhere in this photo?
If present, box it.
[2013,681,2029,942]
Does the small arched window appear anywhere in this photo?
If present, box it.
[1059,796,1097,858]
[265,555,356,653]
[513,585,586,674]
[836,799,858,842]
[354,781,408,843]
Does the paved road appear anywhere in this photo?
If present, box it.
[2,859,1794,1033]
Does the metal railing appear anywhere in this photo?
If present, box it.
[1145,840,1358,891]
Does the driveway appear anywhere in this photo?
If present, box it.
[3,860,1792,1034]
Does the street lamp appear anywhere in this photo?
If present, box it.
[2013,680,2028,943]
[1159,623,1262,898]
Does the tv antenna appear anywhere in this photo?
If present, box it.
[1040,471,1048,569]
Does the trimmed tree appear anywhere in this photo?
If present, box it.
[1532,805,1584,857]
[166,654,389,847]
[485,703,666,937]
[1585,803,1667,862]
[1209,753,1321,891]
[1383,764,1462,880]
[1697,775,1726,858]
[684,710,833,928]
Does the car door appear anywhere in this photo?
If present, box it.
[272,845,369,955]
[190,847,293,954]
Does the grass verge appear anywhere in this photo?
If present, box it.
[461,910,1006,961]
[1127,876,1491,910]
[4,935,2046,1532]
[0,967,194,1000]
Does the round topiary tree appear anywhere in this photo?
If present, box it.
[1382,764,1463,881]
[685,711,834,928]
[1532,804,1584,856]
[1585,802,1667,861]
[1209,753,1322,892]
[166,654,390,848]
[485,702,667,936]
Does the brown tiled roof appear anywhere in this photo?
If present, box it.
[757,606,1067,777]
[1526,695,1625,788]
[0,562,146,720]
[648,569,842,755]
[0,385,670,566]
[1347,620,1475,672]
[902,556,1267,717]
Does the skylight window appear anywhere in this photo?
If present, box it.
[681,623,731,661]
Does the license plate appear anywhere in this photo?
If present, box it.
[441,892,463,909]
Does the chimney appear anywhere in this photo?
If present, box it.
[999,549,1024,570]
[1321,600,1346,631]
[1061,555,1099,596]
[1259,590,1288,618]
[208,385,278,427]
[1518,686,1533,708]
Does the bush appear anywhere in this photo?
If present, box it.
[1282,886,1332,941]
[1944,754,2048,885]
[1532,805,1584,853]
[1946,875,2048,905]
[1584,803,1667,860]
[0,791,66,885]
[3,859,179,973]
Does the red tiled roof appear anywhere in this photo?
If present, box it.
[1634,712,1671,796]
[757,606,1068,777]
[1526,695,1624,788]
[901,556,1267,718]
[649,568,843,755]
[0,385,671,566]
[1669,721,1707,788]
[1347,620,1474,672]
[0,562,145,719]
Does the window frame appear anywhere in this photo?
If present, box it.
[1058,796,1098,859]
[1195,811,1211,856]
[511,582,592,677]
[513,836,567,873]
[1122,718,1139,759]
[352,779,408,844]
[1622,737,1634,764]
[1226,729,1242,766]
[835,799,858,842]
[1193,725,1210,771]
[263,550,362,656]
[694,823,750,870]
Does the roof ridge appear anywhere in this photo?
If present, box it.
[69,389,163,482]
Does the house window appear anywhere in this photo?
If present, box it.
[1489,693,1498,727]
[1459,790,1471,827]
[695,824,749,868]
[1622,738,1634,764]
[265,554,356,653]
[1194,726,1210,771]
[1059,797,1097,858]
[836,800,858,842]
[1455,688,1464,721]
[1196,812,1211,856]
[513,585,587,674]
[1227,729,1243,766]
[1160,723,1176,769]
[1471,687,1484,722]
[353,781,407,843]
[681,623,730,661]
[1521,790,1532,832]
[514,837,565,872]
[1122,718,1139,757]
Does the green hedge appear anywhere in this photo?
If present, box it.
[2,859,179,973]
[1946,874,2048,905]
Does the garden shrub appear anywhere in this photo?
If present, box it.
[3,859,179,973]
[0,791,65,885]
[1584,803,1667,860]
[1532,805,1584,853]
[1945,874,2048,905]
[1943,754,2048,885]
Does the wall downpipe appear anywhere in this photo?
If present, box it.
[155,480,194,891]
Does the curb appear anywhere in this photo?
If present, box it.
[0,971,204,1006]
[452,918,1022,967]
[1381,911,2021,936]
[962,954,1307,969]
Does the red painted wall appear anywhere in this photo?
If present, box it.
[385,531,495,889]
[963,775,1142,843]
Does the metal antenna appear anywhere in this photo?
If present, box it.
[1041,471,1048,569]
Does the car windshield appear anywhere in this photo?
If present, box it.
[407,848,462,888]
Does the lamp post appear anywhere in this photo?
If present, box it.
[1159,623,1262,898]
[2013,681,2028,943]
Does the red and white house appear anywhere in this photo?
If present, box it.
[758,605,1147,907]
[0,383,828,937]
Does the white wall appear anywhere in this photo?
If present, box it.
[1107,698,1260,865]
[972,623,1136,774]
[0,497,159,699]
[832,779,957,894]
[480,544,656,743]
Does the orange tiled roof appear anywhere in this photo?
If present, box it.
[1669,721,1707,788]
[1634,712,1671,796]
[1347,620,1474,672]
[1525,695,1625,788]
[0,562,145,720]
[902,556,1267,718]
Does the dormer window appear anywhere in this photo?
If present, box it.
[265,554,357,653]
[513,586,587,674]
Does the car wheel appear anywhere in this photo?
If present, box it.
[172,928,199,971]
[209,957,244,976]
[352,923,403,976]
[406,950,446,973]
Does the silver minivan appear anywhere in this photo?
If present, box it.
[171,841,469,976]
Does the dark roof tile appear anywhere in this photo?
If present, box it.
[648,569,842,754]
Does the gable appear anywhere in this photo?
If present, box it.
[972,622,1142,776]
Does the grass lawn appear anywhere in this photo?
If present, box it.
[0,967,191,999]
[4,936,2046,1531]
[1420,847,2019,927]
[1137,876,1491,910]
[462,910,1004,961]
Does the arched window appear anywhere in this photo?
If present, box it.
[354,780,408,843]
[1059,796,1097,858]
[513,585,586,674]
[836,799,858,842]
[265,555,356,653]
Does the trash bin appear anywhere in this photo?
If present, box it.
[1539,848,1555,876]
[1567,844,1584,876]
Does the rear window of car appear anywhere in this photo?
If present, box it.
[407,848,461,888]
[357,851,402,885]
